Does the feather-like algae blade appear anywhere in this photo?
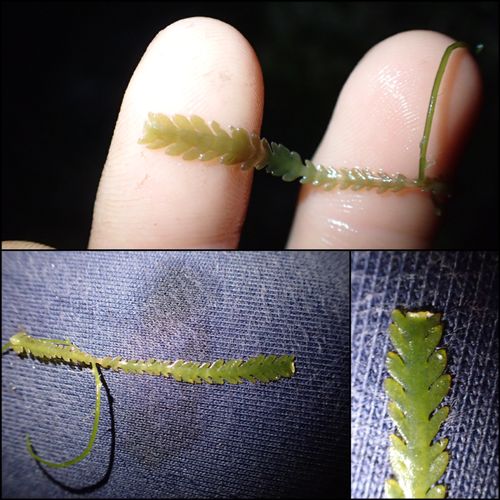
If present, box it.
[384,310,450,499]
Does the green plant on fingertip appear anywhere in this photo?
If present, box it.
[139,42,478,214]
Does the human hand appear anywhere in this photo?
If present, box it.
[2,17,481,250]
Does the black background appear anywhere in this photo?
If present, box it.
[2,2,498,249]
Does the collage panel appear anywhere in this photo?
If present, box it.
[2,250,350,498]
[1,3,498,500]
[2,3,496,251]
[351,250,499,500]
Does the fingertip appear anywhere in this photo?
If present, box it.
[129,17,264,132]
[90,17,264,248]
[288,31,482,248]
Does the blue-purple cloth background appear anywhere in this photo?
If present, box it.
[351,251,499,499]
[2,251,349,498]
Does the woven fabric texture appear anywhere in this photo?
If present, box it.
[351,251,499,499]
[2,251,349,499]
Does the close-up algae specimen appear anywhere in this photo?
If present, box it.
[384,310,450,499]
